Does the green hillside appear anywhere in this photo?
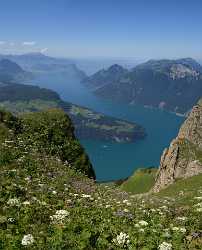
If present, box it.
[121,168,157,194]
[0,110,201,249]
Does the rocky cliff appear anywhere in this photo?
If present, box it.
[153,98,202,192]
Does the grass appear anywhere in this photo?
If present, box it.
[155,173,202,205]
[0,109,201,249]
[121,167,157,194]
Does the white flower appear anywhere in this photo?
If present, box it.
[50,210,69,223]
[138,220,148,226]
[7,198,20,206]
[7,217,15,223]
[194,202,202,207]
[52,190,57,195]
[176,216,187,221]
[172,227,186,233]
[139,228,145,233]
[21,234,34,246]
[159,242,172,250]
[194,196,202,200]
[22,201,31,205]
[196,207,202,212]
[81,194,91,198]
[113,232,130,246]
[122,200,128,203]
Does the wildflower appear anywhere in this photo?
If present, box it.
[172,227,186,233]
[21,234,34,246]
[138,220,148,226]
[52,190,57,195]
[22,201,31,205]
[113,232,130,246]
[122,200,128,203]
[196,207,202,212]
[50,210,69,223]
[194,202,202,207]
[158,241,172,250]
[139,228,145,233]
[24,176,31,182]
[7,198,20,206]
[81,194,91,198]
[176,216,187,221]
[194,196,202,200]
[7,217,15,223]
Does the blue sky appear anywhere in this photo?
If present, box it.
[0,0,202,59]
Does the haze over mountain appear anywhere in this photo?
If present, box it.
[0,59,31,82]
[83,58,202,114]
[0,53,86,81]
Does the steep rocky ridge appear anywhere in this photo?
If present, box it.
[153,98,202,192]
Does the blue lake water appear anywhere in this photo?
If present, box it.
[28,73,184,181]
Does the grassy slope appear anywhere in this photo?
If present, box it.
[155,173,202,205]
[0,119,201,250]
[121,168,157,194]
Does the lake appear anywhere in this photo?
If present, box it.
[28,72,184,181]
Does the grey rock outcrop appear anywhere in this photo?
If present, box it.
[153,98,202,192]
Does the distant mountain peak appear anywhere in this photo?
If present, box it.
[108,64,125,71]
[0,59,24,72]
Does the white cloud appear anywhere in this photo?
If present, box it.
[0,41,6,45]
[9,42,15,46]
[23,41,36,46]
[40,48,48,53]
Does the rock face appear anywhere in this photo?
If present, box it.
[153,99,202,192]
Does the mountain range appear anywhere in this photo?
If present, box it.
[83,58,202,114]
[0,59,146,143]
[0,53,86,82]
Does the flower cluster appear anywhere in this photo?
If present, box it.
[50,210,70,224]
[158,241,172,250]
[21,234,34,246]
[113,232,130,246]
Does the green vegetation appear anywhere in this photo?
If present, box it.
[0,109,95,179]
[121,168,157,194]
[0,100,59,114]
[70,105,101,119]
[155,173,202,205]
[0,109,201,249]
